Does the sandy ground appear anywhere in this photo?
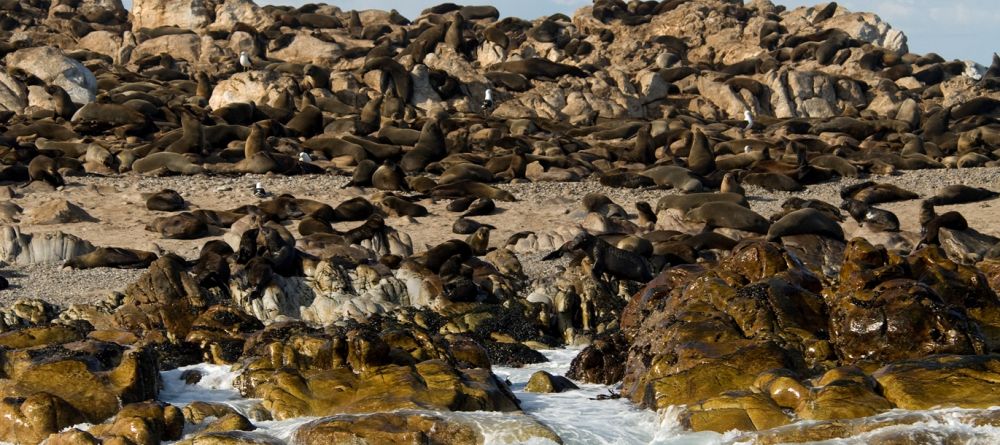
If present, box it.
[2,167,1000,306]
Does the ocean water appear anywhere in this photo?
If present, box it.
[147,350,1000,445]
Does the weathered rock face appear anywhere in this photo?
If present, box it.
[612,237,1000,433]
[0,71,28,113]
[4,46,98,105]
[873,355,1000,410]
[131,0,211,32]
[233,323,520,420]
[0,339,159,430]
[0,225,95,265]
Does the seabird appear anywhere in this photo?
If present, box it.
[298,152,312,163]
[239,51,252,72]
[253,182,267,198]
[743,109,754,130]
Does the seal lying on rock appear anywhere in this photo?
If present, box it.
[542,232,653,282]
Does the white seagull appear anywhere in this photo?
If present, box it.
[743,109,754,130]
[239,51,252,72]
[298,152,312,163]
[253,182,267,198]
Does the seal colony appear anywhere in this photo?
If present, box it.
[4,0,1000,443]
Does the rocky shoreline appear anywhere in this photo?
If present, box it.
[2,0,1000,443]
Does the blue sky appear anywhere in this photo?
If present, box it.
[120,0,999,65]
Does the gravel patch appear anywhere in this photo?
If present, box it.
[0,262,142,307]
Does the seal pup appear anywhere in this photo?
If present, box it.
[27,155,64,188]
[635,201,657,226]
[372,160,408,192]
[45,85,77,120]
[463,198,496,217]
[466,226,490,255]
[841,199,900,232]
[720,172,745,196]
[453,217,493,235]
[542,232,653,282]
[146,189,185,211]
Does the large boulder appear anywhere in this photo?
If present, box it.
[0,71,27,113]
[131,33,202,65]
[208,70,301,110]
[23,199,98,225]
[211,0,274,32]
[266,34,342,66]
[131,0,212,32]
[5,46,97,105]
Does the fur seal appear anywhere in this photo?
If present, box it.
[195,72,212,99]
[640,165,704,192]
[840,181,919,205]
[372,160,408,192]
[463,198,496,217]
[147,212,209,239]
[582,193,626,218]
[542,232,653,282]
[919,200,968,245]
[334,197,376,221]
[447,197,476,213]
[401,119,445,174]
[431,180,516,202]
[27,155,64,187]
[64,247,158,270]
[636,201,657,226]
[685,202,769,234]
[453,217,493,235]
[466,226,491,256]
[374,193,428,217]
[656,192,749,213]
[687,129,716,176]
[244,123,267,158]
[927,185,999,206]
[45,85,77,120]
[298,216,334,236]
[841,199,900,232]
[146,189,185,211]
[345,159,378,188]
[166,111,205,154]
[779,197,844,222]
[720,172,745,196]
[767,208,845,242]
